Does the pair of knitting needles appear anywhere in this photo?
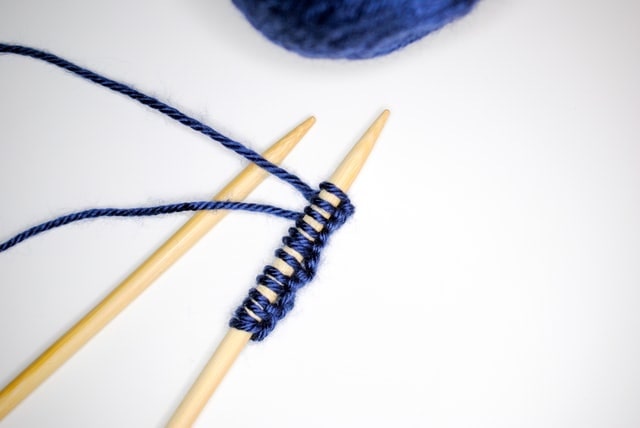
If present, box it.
[0,110,389,426]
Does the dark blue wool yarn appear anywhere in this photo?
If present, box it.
[232,0,480,59]
[230,182,354,341]
[1,44,357,340]
[0,201,299,254]
[0,43,315,200]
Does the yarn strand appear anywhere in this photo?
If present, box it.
[0,45,359,340]
[0,43,315,200]
[0,201,299,253]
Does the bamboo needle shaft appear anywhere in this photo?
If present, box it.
[0,117,316,420]
[167,110,389,428]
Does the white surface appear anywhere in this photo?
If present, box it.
[1,1,639,427]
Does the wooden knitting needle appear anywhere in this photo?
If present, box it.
[0,117,316,420]
[167,110,389,428]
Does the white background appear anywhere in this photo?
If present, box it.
[1,0,639,427]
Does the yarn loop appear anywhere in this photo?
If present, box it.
[230,182,355,340]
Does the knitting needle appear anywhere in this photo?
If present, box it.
[167,110,389,427]
[0,117,316,420]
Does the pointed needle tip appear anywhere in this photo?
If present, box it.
[289,115,316,141]
[264,116,316,162]
[297,116,316,133]
[329,110,390,191]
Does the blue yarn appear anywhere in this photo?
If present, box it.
[1,44,357,340]
[0,201,299,254]
[0,43,315,200]
[232,0,480,59]
[230,182,354,341]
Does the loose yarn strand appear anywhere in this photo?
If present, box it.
[0,201,300,253]
[0,43,315,200]
[0,43,359,341]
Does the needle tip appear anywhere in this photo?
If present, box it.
[292,115,316,136]
[264,116,316,163]
[329,110,390,191]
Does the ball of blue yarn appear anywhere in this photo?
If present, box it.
[232,0,479,59]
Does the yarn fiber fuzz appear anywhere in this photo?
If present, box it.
[232,0,480,59]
